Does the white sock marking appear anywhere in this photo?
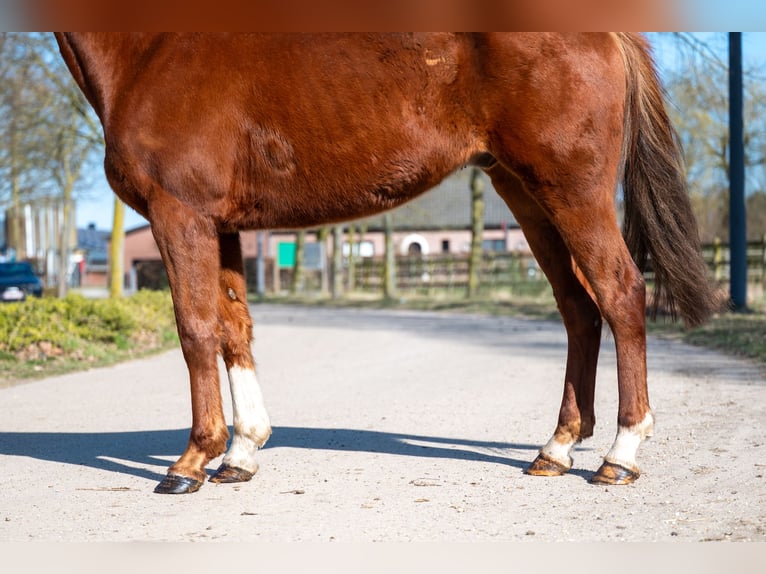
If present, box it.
[223,365,271,472]
[540,434,576,468]
[604,411,654,470]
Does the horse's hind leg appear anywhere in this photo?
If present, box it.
[487,166,602,476]
[149,197,230,494]
[556,204,653,485]
[209,232,271,484]
[483,38,653,484]
[493,161,652,484]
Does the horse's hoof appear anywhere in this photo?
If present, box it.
[154,473,204,494]
[525,453,570,476]
[590,461,640,485]
[209,463,257,483]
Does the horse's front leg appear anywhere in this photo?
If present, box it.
[149,198,230,494]
[209,233,271,484]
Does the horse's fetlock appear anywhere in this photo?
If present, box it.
[234,419,272,447]
[191,425,229,458]
[579,415,596,440]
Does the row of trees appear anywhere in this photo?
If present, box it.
[653,33,766,241]
[0,33,108,296]
[2,33,765,299]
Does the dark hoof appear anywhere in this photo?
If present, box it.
[525,453,570,477]
[590,461,640,485]
[154,473,204,494]
[209,463,257,483]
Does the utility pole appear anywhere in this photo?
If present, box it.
[729,32,747,310]
[256,231,265,297]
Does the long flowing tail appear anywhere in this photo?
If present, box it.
[616,33,719,327]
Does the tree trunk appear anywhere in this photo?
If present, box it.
[56,160,74,298]
[8,109,21,258]
[315,228,329,296]
[467,167,485,298]
[255,232,266,297]
[109,197,125,298]
[383,213,397,300]
[332,225,344,299]
[347,224,356,292]
[291,229,306,294]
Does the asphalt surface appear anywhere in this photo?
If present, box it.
[1,304,764,541]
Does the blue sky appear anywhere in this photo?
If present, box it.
[680,1,766,31]
[75,32,766,232]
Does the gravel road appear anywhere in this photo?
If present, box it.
[1,304,764,542]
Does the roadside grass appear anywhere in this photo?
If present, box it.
[647,303,766,364]
[0,290,178,387]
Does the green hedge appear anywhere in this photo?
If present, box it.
[0,290,176,354]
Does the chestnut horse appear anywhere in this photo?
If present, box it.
[56,33,715,494]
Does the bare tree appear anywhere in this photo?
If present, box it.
[50,99,93,297]
[0,33,102,294]
[656,32,766,241]
[0,34,56,255]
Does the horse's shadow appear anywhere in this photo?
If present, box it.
[0,426,593,483]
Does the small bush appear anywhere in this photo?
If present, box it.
[0,290,176,356]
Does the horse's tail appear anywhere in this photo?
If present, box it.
[616,33,718,327]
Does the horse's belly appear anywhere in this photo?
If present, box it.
[226,142,469,231]
[108,33,488,230]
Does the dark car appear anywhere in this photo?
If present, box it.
[0,262,44,302]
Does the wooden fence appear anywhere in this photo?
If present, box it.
[133,238,766,295]
[351,238,766,296]
[700,237,766,284]
[244,252,548,296]
[353,251,548,296]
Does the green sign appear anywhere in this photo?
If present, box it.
[277,242,296,268]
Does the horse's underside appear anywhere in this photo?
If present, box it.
[56,33,716,493]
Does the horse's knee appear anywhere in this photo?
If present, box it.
[177,327,220,366]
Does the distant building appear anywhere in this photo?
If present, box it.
[351,168,528,256]
[74,223,111,287]
[1,200,77,286]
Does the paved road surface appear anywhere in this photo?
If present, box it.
[1,304,764,541]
